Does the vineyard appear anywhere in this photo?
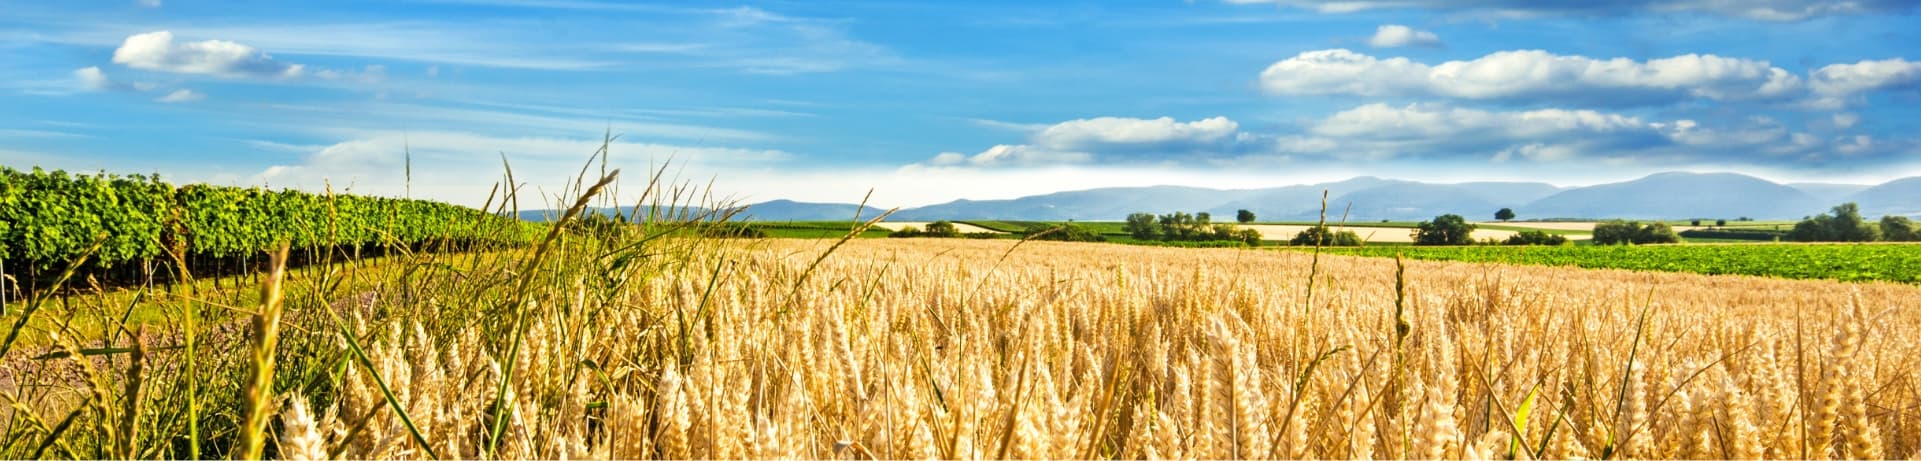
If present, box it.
[0,167,540,290]
[1312,244,1921,283]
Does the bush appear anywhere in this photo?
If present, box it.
[1504,230,1568,246]
[887,225,924,238]
[1593,220,1681,245]
[1678,229,1788,241]
[1290,226,1363,246]
[1022,223,1106,242]
[701,223,767,238]
[1415,214,1475,245]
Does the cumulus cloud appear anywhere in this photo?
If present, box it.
[1367,24,1441,48]
[156,89,205,103]
[1222,0,1919,21]
[925,116,1242,167]
[74,66,113,90]
[1261,49,1815,106]
[112,30,305,78]
[1303,103,1675,161]
[927,104,1886,170]
[1034,116,1238,149]
[1805,58,1921,108]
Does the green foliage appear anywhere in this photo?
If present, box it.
[924,220,959,237]
[1592,220,1681,245]
[1504,230,1569,246]
[1415,214,1475,245]
[1677,228,1789,241]
[1789,202,1880,242]
[1236,209,1255,224]
[1495,208,1515,222]
[1290,226,1363,246]
[1882,215,1918,242]
[1314,244,1921,283]
[1021,223,1106,242]
[0,167,533,271]
[1124,212,1159,240]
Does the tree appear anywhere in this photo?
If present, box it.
[925,220,959,237]
[1881,215,1917,242]
[1789,203,1879,242]
[1196,212,1212,226]
[1415,214,1475,245]
[1124,212,1159,240]
[1716,219,1727,227]
[1495,208,1515,222]
[1290,226,1362,246]
[1236,209,1255,224]
[1690,219,1702,227]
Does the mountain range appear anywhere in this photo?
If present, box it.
[727,172,1921,222]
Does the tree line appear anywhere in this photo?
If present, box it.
[1124,211,1263,246]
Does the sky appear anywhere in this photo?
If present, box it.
[2,0,1919,209]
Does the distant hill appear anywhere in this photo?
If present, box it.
[735,199,884,221]
[514,172,1919,223]
[887,185,1256,221]
[1851,177,1921,217]
[1790,182,1871,203]
[1521,172,1822,220]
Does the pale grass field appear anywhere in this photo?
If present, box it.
[285,237,1917,459]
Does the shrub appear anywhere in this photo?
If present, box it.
[1290,226,1362,246]
[1236,209,1255,224]
[1504,230,1568,246]
[887,225,923,238]
[1022,223,1105,242]
[1593,220,1681,245]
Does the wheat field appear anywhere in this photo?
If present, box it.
[309,236,1921,459]
[6,232,1919,459]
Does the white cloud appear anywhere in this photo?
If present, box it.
[1260,49,1805,105]
[1367,24,1441,48]
[253,130,791,205]
[112,30,305,78]
[74,66,112,90]
[156,88,205,103]
[1222,0,1915,21]
[1805,58,1921,108]
[924,116,1242,167]
[1034,116,1238,149]
[1833,112,1860,128]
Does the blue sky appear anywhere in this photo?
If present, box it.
[2,0,1918,208]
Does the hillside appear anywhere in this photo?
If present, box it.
[1851,177,1921,217]
[1521,172,1824,220]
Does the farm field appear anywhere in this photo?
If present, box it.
[1309,243,1921,283]
[8,223,1921,459]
